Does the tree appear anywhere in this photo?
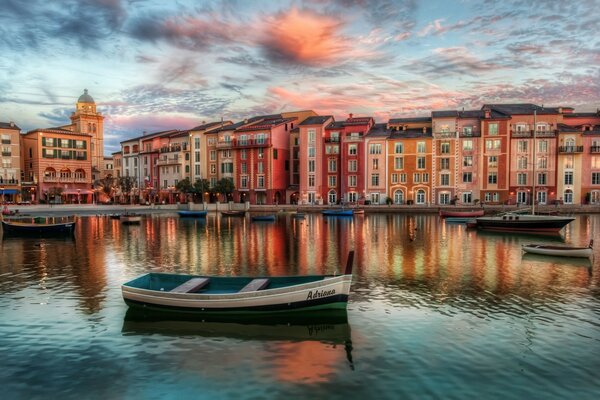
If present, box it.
[193,179,211,202]
[213,178,235,202]
[94,176,117,203]
[117,176,135,204]
[176,178,193,201]
[47,186,64,203]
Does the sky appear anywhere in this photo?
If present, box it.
[1,0,599,155]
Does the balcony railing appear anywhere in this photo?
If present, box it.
[0,179,18,185]
[344,135,363,142]
[232,138,272,148]
[156,156,180,165]
[590,146,600,153]
[1,139,10,144]
[160,144,187,153]
[43,177,58,183]
[59,177,74,183]
[216,140,233,148]
[559,145,583,153]
[325,137,340,143]
[511,129,557,137]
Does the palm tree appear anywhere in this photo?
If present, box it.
[93,176,117,204]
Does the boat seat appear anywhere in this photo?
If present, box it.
[239,278,270,293]
[170,277,210,293]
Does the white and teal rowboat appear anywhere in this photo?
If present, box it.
[122,252,354,314]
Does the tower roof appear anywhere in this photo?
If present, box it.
[78,89,95,104]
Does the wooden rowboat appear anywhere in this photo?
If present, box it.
[122,252,355,314]
[121,213,142,224]
[522,240,593,258]
[178,210,208,218]
[221,210,246,217]
[1,217,76,235]
[439,209,484,218]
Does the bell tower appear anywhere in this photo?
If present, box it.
[70,89,104,180]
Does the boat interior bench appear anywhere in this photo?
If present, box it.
[239,278,270,293]
[170,277,210,293]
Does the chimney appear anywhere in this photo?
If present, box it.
[483,107,491,119]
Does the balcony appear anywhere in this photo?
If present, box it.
[559,145,583,153]
[1,152,11,157]
[160,144,187,153]
[325,137,340,143]
[43,176,58,183]
[156,156,180,165]
[0,179,18,185]
[511,129,557,137]
[216,140,233,148]
[232,138,272,148]
[59,177,74,183]
[1,139,10,144]
[344,134,363,142]
[591,146,600,153]
[434,131,456,138]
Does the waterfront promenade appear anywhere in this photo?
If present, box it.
[2,202,599,216]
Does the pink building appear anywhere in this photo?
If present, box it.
[298,116,334,205]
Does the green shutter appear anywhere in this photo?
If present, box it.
[42,137,46,146]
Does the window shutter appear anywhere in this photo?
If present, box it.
[42,137,46,146]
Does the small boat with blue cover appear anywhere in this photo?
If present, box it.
[251,214,276,221]
[178,210,208,218]
[1,216,76,235]
[322,209,353,217]
[122,252,355,314]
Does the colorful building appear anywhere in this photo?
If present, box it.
[298,116,334,205]
[0,121,22,203]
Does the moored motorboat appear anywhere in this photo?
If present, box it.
[121,252,355,314]
[178,210,208,218]
[439,209,484,218]
[109,214,121,220]
[1,217,76,235]
[251,214,276,221]
[121,213,142,224]
[475,212,574,234]
[522,240,593,258]
[322,209,353,217]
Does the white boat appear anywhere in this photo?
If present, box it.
[122,252,355,314]
[121,213,142,224]
[522,240,593,258]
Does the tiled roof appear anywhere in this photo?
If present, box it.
[0,122,21,130]
[235,117,296,132]
[121,129,179,143]
[190,121,229,131]
[432,110,485,119]
[326,121,346,129]
[27,127,91,136]
[299,116,333,126]
[389,117,432,124]
[290,127,299,134]
[365,123,390,137]
[344,117,374,126]
[563,112,600,118]
[483,103,559,115]
[389,127,433,138]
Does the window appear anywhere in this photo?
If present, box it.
[348,145,357,155]
[416,189,426,204]
[210,150,216,161]
[440,124,450,133]
[463,126,473,136]
[328,175,337,187]
[517,173,527,185]
[422,173,429,183]
[372,158,379,170]
[348,160,357,172]
[348,175,357,187]
[328,190,337,205]
[440,158,450,170]
[592,172,600,185]
[220,162,233,173]
[195,151,200,162]
[488,172,497,184]
[564,189,573,204]
[538,140,548,153]
[273,149,278,160]
[400,173,406,183]
[195,165,200,175]
[241,149,247,160]
[371,174,379,186]
[440,173,450,186]
[439,193,451,205]
[538,157,547,169]
[308,129,316,143]
[413,173,421,183]
[486,139,501,150]
[484,192,499,202]
[417,142,426,153]
[257,175,265,188]
[240,176,248,188]
[257,162,264,174]
[308,174,315,187]
[440,142,450,154]
[308,160,315,173]
[463,140,473,151]
[488,123,498,135]
[563,155,574,169]
[417,157,426,169]
[517,191,527,204]
[240,163,247,174]
[463,156,473,167]
[258,148,264,159]
[395,143,403,154]
[348,192,358,202]
[328,159,337,172]
[488,156,498,168]
[564,171,573,185]
[462,192,472,204]
[308,147,315,157]
[391,173,398,183]
[194,137,200,149]
[394,190,404,204]
[395,157,404,170]
[326,145,339,154]
[210,164,216,174]
[463,172,472,183]
[538,172,547,185]
[369,144,382,154]
[518,140,528,152]
[256,133,267,145]
[517,156,528,169]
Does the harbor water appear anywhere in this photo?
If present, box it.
[1,213,598,399]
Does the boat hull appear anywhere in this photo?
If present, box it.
[439,209,484,218]
[122,274,352,314]
[1,220,76,235]
[178,211,208,218]
[251,215,276,221]
[475,216,574,233]
[221,211,246,217]
[322,210,353,216]
[522,245,592,258]
[121,216,142,224]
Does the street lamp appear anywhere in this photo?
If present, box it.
[77,188,81,205]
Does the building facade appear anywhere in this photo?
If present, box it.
[0,122,22,203]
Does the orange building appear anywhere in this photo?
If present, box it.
[387,118,433,205]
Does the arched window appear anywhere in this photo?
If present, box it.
[565,137,575,152]
[394,190,404,204]
[564,189,573,204]
[416,189,426,204]
[328,190,337,205]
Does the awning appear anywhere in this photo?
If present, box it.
[62,189,94,195]
[0,189,18,194]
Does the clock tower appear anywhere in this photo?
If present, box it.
[70,89,104,180]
